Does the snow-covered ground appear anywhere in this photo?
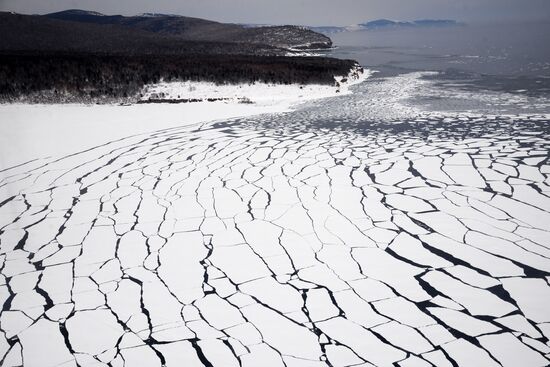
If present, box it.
[0,70,370,169]
[0,102,284,170]
[1,72,550,367]
[140,67,370,104]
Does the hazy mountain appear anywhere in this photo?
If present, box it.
[310,19,461,35]
[307,26,346,35]
[358,19,460,30]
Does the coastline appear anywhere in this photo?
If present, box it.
[139,66,370,105]
[0,69,372,169]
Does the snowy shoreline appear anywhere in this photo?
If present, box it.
[139,66,370,106]
[0,68,372,169]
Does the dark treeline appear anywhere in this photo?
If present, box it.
[0,52,358,103]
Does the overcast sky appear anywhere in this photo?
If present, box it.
[1,0,549,25]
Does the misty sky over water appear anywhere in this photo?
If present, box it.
[1,0,550,25]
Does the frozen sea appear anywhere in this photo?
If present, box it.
[1,22,550,367]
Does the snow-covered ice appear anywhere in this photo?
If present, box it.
[1,72,550,367]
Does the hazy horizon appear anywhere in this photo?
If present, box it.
[1,0,549,26]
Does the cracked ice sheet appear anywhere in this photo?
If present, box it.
[0,101,295,169]
[1,73,550,367]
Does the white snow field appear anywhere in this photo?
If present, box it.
[0,101,287,169]
[1,73,550,367]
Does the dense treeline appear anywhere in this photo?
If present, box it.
[0,52,358,103]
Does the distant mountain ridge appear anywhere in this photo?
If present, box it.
[359,19,459,29]
[310,19,462,35]
[44,9,332,50]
